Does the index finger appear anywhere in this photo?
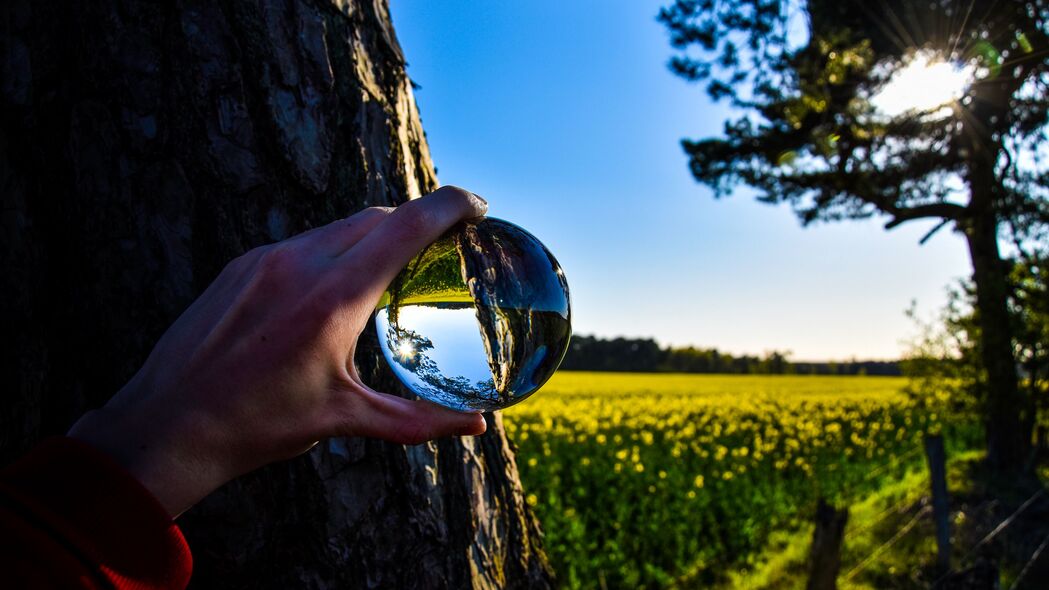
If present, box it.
[335,186,487,302]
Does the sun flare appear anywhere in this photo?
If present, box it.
[871,51,973,119]
[397,341,415,359]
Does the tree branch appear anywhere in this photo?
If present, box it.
[884,203,966,230]
[919,219,952,245]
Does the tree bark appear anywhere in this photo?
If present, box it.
[961,75,1033,474]
[0,1,554,588]
[962,216,1030,474]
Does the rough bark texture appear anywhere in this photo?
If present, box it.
[0,1,554,588]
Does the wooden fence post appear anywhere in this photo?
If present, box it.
[924,434,951,572]
[807,498,849,590]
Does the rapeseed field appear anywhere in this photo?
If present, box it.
[502,372,977,588]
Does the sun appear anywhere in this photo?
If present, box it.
[397,341,415,359]
[871,51,974,119]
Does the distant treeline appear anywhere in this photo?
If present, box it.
[560,335,901,376]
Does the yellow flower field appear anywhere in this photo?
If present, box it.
[502,372,976,588]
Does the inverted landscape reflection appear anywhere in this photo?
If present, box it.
[375,217,571,411]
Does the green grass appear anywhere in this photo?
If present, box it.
[715,450,1011,590]
[502,372,981,589]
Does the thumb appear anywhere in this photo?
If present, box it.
[333,383,487,445]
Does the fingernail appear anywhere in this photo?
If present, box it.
[469,192,488,212]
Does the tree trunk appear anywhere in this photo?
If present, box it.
[961,101,1032,473]
[0,1,554,588]
[963,219,1031,473]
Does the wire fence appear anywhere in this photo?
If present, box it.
[826,440,1048,589]
[961,489,1046,563]
[921,487,1047,588]
[844,504,931,581]
[793,441,928,533]
[844,481,928,542]
[853,445,924,487]
[794,441,933,585]
[1008,530,1049,590]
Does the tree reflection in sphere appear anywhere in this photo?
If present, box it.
[374,217,571,412]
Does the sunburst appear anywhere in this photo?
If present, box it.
[871,50,974,119]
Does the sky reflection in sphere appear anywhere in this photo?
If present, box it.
[375,217,572,412]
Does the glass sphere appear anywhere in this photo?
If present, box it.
[375,217,571,411]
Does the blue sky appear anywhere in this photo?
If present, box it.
[389,0,972,361]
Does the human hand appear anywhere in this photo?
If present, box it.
[68,186,489,517]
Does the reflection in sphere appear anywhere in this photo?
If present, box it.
[375,217,572,411]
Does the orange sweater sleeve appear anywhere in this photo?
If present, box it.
[0,437,193,589]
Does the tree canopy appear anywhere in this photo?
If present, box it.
[660,0,1047,241]
[660,0,1049,471]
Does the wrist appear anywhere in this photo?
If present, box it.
[67,407,234,518]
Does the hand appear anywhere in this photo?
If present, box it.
[68,186,489,517]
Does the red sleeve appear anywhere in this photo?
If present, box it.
[0,437,193,590]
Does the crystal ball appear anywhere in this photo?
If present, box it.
[375,217,571,411]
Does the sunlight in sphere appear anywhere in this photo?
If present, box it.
[397,341,415,359]
[871,51,973,119]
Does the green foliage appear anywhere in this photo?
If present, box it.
[1010,255,1049,396]
[903,253,1049,432]
[504,372,981,588]
[561,335,900,375]
[659,0,1049,237]
[902,285,984,417]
